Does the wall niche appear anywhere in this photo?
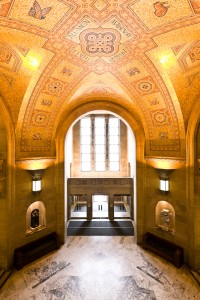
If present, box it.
[155,201,175,235]
[26,201,46,235]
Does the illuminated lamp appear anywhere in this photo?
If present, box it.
[160,179,169,192]
[24,54,41,70]
[155,169,174,194]
[27,169,45,193]
[160,55,169,64]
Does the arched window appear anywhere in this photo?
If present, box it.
[80,115,120,172]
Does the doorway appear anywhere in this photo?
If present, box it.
[69,195,87,219]
[92,195,108,219]
[63,107,142,240]
[114,195,131,219]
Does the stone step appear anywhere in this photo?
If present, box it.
[191,269,200,286]
[0,269,12,289]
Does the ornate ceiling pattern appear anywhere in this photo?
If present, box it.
[0,0,199,158]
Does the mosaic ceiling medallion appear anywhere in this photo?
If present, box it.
[80,28,120,57]
[66,16,134,64]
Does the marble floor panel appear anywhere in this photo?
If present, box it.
[0,236,199,299]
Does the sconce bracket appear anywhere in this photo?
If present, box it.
[27,169,45,180]
[156,168,174,180]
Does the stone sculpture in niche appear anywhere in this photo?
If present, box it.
[160,208,172,231]
[26,201,46,235]
[31,209,39,228]
[155,201,175,235]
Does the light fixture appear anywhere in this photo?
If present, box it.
[159,51,175,68]
[32,179,42,192]
[23,53,41,70]
[27,169,45,193]
[160,179,169,192]
[155,168,174,194]
[160,55,169,65]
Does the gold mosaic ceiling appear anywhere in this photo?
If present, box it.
[0,0,200,158]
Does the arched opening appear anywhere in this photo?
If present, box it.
[26,201,46,235]
[155,200,175,235]
[186,98,200,270]
[55,100,145,244]
[0,97,15,270]
[64,111,136,223]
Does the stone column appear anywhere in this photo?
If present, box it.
[109,194,114,220]
[87,194,92,220]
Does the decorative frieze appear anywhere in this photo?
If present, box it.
[68,178,133,187]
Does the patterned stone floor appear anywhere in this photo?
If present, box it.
[0,236,199,299]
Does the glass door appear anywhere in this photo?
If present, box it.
[70,195,87,219]
[114,195,131,219]
[92,195,108,219]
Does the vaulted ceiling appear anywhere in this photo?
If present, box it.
[0,0,200,159]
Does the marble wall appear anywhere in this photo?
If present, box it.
[14,165,57,249]
[145,164,188,261]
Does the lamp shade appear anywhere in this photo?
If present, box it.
[32,180,42,192]
[160,179,169,192]
[27,169,45,193]
[155,168,174,194]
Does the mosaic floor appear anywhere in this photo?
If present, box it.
[0,236,199,299]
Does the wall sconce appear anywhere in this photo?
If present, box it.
[160,179,169,192]
[155,169,174,194]
[27,169,45,193]
[32,179,41,192]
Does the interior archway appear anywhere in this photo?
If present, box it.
[0,97,15,270]
[55,100,145,244]
[64,110,136,223]
[186,97,200,270]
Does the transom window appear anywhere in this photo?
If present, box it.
[95,117,106,171]
[80,116,120,172]
[109,117,120,171]
[80,117,91,172]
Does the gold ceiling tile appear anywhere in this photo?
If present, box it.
[178,41,200,71]
[190,0,200,14]
[0,0,198,157]
[30,109,51,127]
[8,0,72,31]
[35,94,58,112]
[129,0,194,31]
[131,76,159,96]
[0,0,12,17]
[93,0,109,12]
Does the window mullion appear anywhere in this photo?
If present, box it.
[106,117,109,171]
[91,117,95,172]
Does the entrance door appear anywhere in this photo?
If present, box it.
[92,195,108,219]
[114,195,131,219]
[69,195,87,219]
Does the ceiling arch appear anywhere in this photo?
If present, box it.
[0,0,199,158]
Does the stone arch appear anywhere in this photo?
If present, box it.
[0,95,15,270]
[55,99,145,244]
[26,201,46,235]
[186,97,200,270]
[155,200,175,235]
